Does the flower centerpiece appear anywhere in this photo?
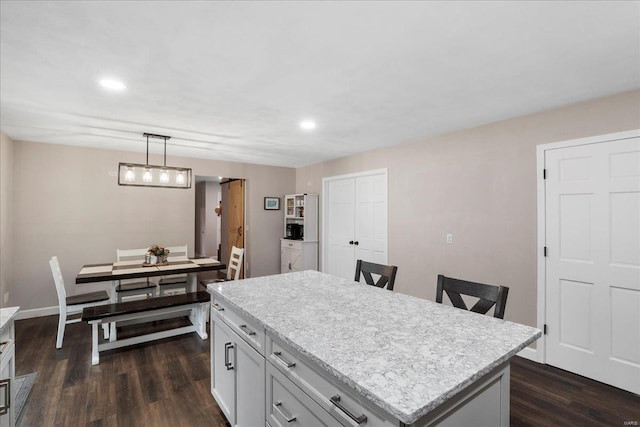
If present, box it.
[147,244,170,264]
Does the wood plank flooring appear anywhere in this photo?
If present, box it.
[15,315,640,426]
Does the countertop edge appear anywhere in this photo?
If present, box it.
[0,306,20,332]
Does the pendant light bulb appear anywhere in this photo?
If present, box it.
[125,167,135,182]
[160,170,169,184]
[176,172,185,185]
[143,168,153,183]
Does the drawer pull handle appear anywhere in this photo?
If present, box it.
[273,351,296,368]
[0,378,10,415]
[224,342,234,370]
[239,324,256,336]
[212,303,224,312]
[274,401,296,423]
[330,395,367,425]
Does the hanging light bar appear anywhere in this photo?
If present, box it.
[118,133,192,189]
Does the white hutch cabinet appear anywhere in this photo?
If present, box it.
[281,194,318,273]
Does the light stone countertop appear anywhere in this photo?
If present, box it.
[208,270,541,424]
[0,306,20,332]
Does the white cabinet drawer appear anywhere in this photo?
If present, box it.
[267,362,337,427]
[281,240,303,251]
[267,336,396,427]
[211,297,266,356]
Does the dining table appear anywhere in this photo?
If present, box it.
[75,256,226,302]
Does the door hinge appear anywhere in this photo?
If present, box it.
[543,324,548,335]
[544,246,547,257]
[543,168,547,179]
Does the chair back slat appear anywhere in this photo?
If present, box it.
[355,260,398,291]
[165,245,188,258]
[436,274,509,319]
[116,248,148,262]
[227,246,245,280]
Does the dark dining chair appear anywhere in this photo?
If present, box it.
[435,274,509,319]
[354,260,398,291]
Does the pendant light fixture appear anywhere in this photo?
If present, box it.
[118,133,192,189]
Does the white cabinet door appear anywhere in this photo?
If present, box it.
[280,247,301,273]
[545,136,640,394]
[235,332,266,427]
[211,318,236,425]
[0,362,10,427]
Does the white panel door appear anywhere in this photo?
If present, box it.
[325,178,356,279]
[545,136,640,394]
[354,173,388,265]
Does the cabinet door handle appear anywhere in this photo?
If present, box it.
[273,351,296,368]
[211,303,224,312]
[224,342,234,370]
[0,378,10,415]
[274,401,296,423]
[239,324,256,336]
[354,241,359,245]
[330,394,367,425]
[349,241,354,245]
[288,262,292,270]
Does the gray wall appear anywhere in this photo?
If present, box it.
[0,132,14,308]
[4,139,294,311]
[296,89,640,329]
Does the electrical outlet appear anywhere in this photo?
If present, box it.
[3,292,8,304]
[446,234,453,244]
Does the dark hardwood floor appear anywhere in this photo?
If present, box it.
[15,315,640,426]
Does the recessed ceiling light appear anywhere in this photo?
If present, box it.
[99,78,126,91]
[299,120,316,131]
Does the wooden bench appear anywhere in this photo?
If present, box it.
[82,291,210,365]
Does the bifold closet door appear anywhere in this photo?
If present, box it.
[324,170,388,280]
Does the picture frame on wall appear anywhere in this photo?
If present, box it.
[264,197,280,210]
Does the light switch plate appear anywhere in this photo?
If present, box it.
[446,234,453,244]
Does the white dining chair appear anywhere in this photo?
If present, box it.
[116,248,158,302]
[224,246,245,280]
[50,256,110,349]
[158,244,189,296]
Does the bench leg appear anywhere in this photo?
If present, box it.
[91,323,100,365]
[110,322,117,342]
[195,302,208,340]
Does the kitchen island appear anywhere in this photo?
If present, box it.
[207,270,540,426]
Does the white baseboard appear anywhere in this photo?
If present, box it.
[517,346,539,362]
[15,306,58,320]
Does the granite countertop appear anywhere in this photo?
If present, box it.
[208,270,541,424]
[0,307,20,332]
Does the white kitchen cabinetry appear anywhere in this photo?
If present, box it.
[210,299,265,427]
[280,240,318,273]
[0,308,18,427]
[281,193,318,273]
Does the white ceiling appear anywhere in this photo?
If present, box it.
[1,1,639,168]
